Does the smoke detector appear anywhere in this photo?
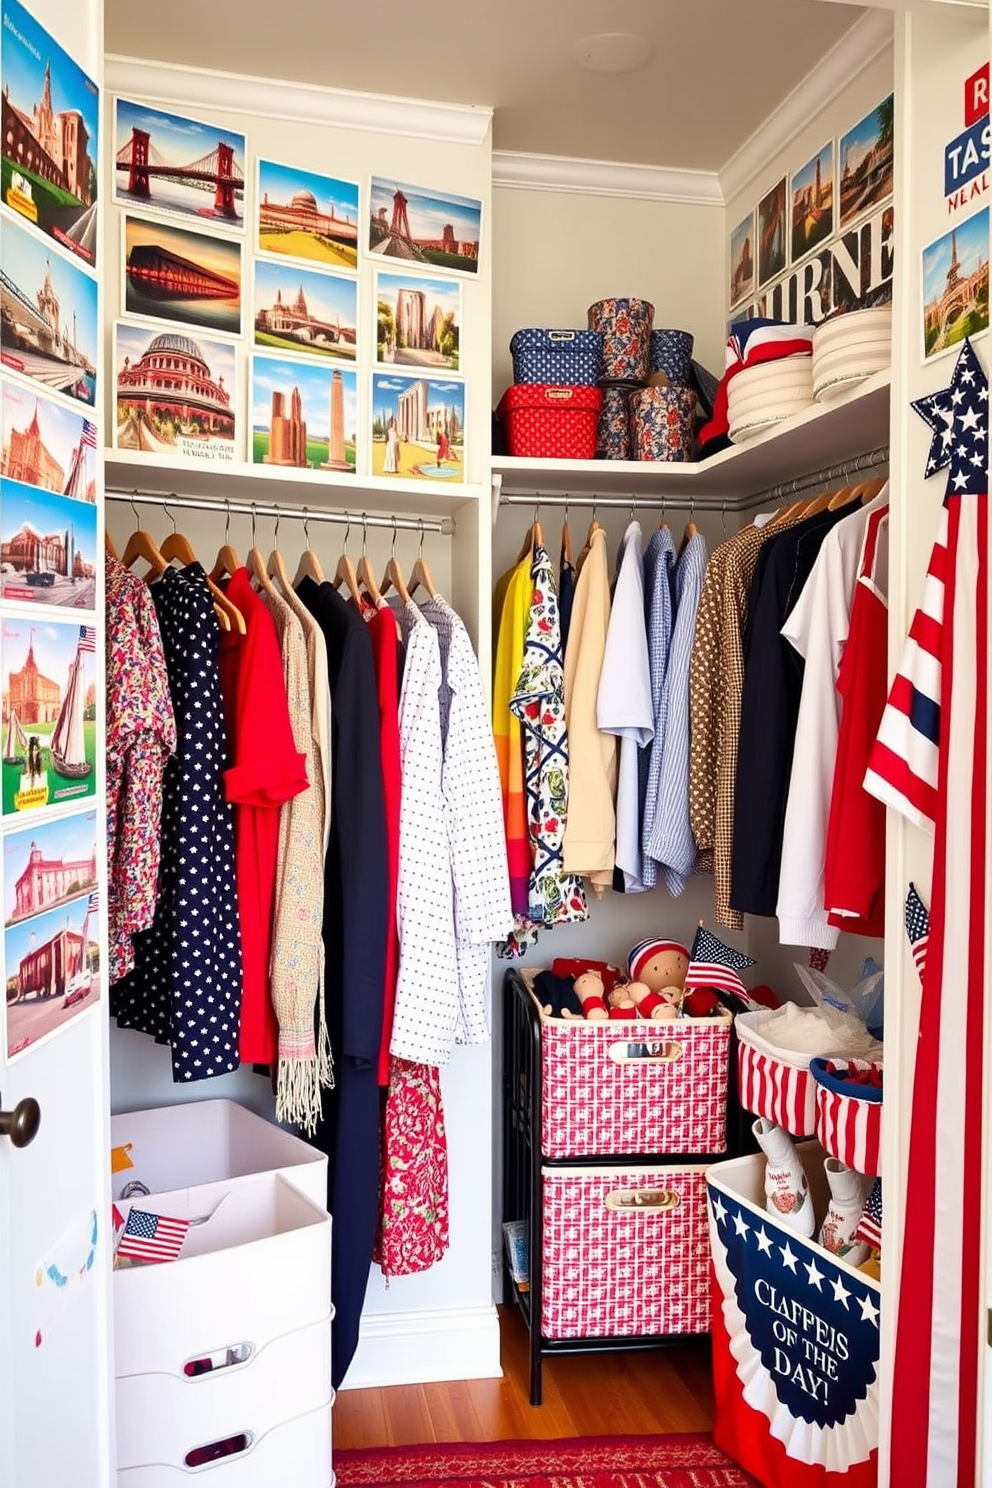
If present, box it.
[570,32,656,74]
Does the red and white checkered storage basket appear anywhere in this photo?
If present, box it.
[735,1010,816,1137]
[541,1164,710,1340]
[528,983,732,1158]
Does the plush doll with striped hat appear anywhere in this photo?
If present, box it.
[626,938,690,1021]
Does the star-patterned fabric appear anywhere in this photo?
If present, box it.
[912,337,988,496]
[112,564,243,1081]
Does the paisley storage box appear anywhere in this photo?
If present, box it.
[515,970,732,1158]
[587,296,655,382]
[510,328,604,386]
[541,1163,711,1340]
[497,384,602,459]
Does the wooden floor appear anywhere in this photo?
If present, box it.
[332,1307,716,1447]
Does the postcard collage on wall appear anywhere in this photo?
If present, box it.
[0,0,102,1059]
[110,98,482,483]
[727,93,896,331]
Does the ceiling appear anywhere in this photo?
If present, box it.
[104,0,868,171]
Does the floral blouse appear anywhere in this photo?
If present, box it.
[106,555,176,985]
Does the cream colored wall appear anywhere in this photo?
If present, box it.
[491,188,728,398]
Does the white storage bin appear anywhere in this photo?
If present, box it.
[117,1316,331,1470]
[111,1099,327,1210]
[114,1174,331,1378]
[117,1400,332,1487]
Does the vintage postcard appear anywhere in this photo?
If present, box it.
[1,617,98,818]
[369,176,482,276]
[371,373,465,482]
[0,0,99,267]
[922,208,989,360]
[5,888,100,1060]
[257,160,359,271]
[123,214,243,337]
[251,354,356,472]
[1,382,97,501]
[790,142,834,263]
[114,97,246,230]
[376,270,461,371]
[0,215,98,406]
[757,177,787,289]
[4,810,97,926]
[0,476,97,609]
[729,211,755,308]
[253,259,358,361]
[113,320,238,462]
[839,95,895,229]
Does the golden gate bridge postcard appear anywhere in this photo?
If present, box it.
[0,0,98,267]
[113,97,246,231]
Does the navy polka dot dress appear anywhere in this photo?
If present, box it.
[112,565,243,1080]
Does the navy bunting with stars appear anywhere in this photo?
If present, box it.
[707,1176,880,1483]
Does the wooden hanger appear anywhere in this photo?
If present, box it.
[209,500,241,587]
[801,484,844,518]
[356,514,384,607]
[333,515,363,606]
[121,523,167,578]
[409,518,438,599]
[827,483,859,512]
[104,529,119,559]
[576,506,602,574]
[857,476,887,504]
[560,503,573,567]
[159,504,242,633]
[380,517,412,605]
[263,505,295,599]
[293,507,326,586]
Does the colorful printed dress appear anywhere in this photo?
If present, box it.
[510,545,588,928]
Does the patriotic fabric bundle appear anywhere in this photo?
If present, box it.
[863,337,990,1488]
[699,319,815,454]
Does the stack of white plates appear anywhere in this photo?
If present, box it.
[727,356,814,443]
[812,307,892,403]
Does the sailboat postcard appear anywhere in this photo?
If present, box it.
[0,477,98,609]
[4,884,100,1060]
[1,618,97,817]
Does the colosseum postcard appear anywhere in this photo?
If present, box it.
[257,159,359,271]
[0,0,99,266]
[113,320,239,462]
[368,176,481,276]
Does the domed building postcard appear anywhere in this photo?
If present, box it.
[257,159,359,272]
[112,320,239,462]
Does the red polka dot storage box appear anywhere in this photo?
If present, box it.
[735,1008,817,1137]
[810,1058,883,1177]
[518,970,732,1158]
[509,327,604,386]
[541,1163,711,1339]
[497,384,603,459]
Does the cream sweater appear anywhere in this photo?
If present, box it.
[562,528,616,893]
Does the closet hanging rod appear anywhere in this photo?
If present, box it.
[105,489,455,536]
[496,443,890,516]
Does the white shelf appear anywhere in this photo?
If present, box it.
[103,449,486,519]
[492,369,891,504]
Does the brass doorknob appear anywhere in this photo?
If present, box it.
[0,1096,41,1148]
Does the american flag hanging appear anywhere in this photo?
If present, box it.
[80,418,97,450]
[116,1208,190,1264]
[86,891,99,916]
[77,625,96,653]
[904,882,930,984]
[865,336,990,1488]
[685,924,756,1005]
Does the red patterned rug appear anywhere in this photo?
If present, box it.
[333,1433,760,1486]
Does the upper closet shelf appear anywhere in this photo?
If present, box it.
[104,450,487,519]
[492,369,890,506]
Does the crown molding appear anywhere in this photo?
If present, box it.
[492,149,722,205]
[104,55,493,146]
[719,9,894,204]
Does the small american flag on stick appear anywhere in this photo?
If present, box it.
[855,1177,882,1251]
[116,1208,190,1264]
[685,925,756,1006]
[904,882,929,984]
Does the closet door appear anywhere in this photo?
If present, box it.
[0,0,112,1483]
